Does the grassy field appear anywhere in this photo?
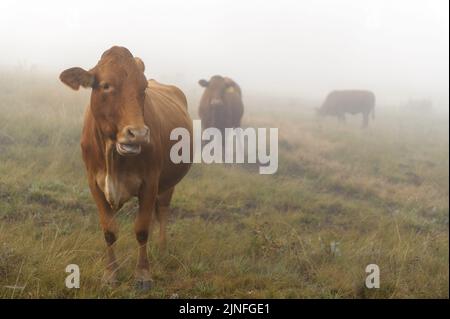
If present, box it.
[0,70,448,298]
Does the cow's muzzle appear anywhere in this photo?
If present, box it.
[116,125,150,156]
[210,98,224,108]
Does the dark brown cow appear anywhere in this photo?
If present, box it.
[59,46,192,289]
[198,75,244,133]
[318,90,376,128]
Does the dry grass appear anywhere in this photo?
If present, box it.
[0,70,448,298]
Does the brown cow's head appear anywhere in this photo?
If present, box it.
[60,46,149,156]
[198,75,236,110]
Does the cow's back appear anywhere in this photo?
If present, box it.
[324,90,375,115]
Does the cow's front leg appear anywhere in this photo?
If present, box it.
[134,182,157,290]
[156,187,175,251]
[88,179,119,286]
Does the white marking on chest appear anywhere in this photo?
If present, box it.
[101,171,143,211]
[104,174,119,210]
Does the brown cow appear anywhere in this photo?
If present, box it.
[198,75,244,133]
[59,46,192,289]
[317,90,376,128]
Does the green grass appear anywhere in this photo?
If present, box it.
[0,71,448,298]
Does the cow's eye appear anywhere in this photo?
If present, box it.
[99,81,113,93]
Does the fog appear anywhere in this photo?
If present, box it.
[0,0,448,107]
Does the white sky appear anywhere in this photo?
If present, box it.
[0,0,448,104]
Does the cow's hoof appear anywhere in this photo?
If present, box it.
[135,279,152,291]
[134,268,152,291]
[102,270,118,288]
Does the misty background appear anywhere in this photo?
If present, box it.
[0,0,448,110]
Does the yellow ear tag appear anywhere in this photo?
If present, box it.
[225,86,235,93]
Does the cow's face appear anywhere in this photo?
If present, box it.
[198,75,234,109]
[60,46,149,156]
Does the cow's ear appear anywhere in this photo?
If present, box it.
[198,79,209,87]
[59,67,95,90]
[134,57,145,73]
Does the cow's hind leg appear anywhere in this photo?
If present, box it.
[135,182,158,290]
[362,112,369,128]
[88,179,119,286]
[155,187,175,251]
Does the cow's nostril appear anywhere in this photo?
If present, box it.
[123,125,149,142]
[127,128,136,138]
